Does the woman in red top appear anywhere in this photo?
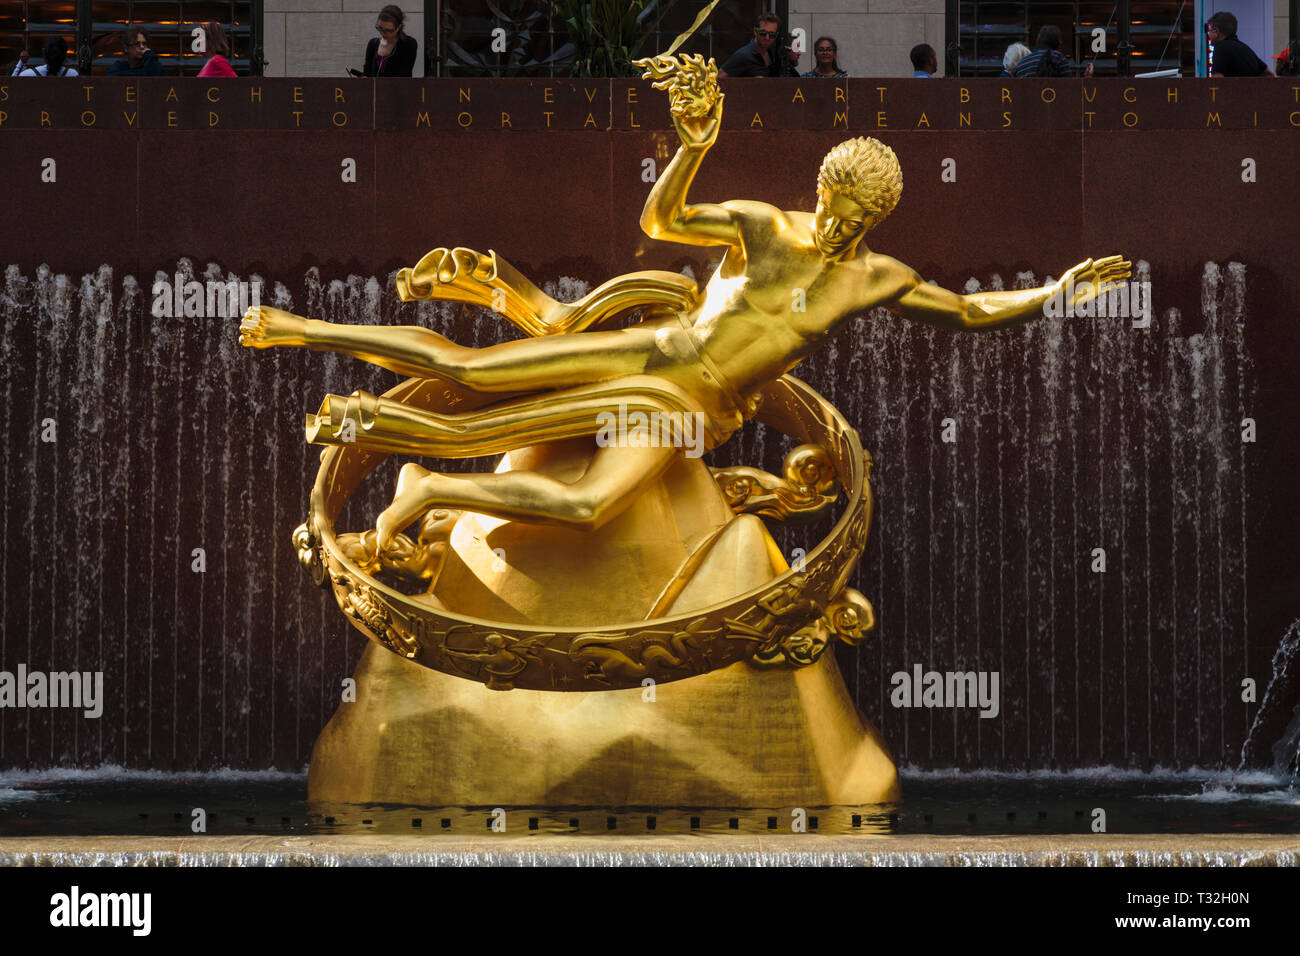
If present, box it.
[197,22,237,77]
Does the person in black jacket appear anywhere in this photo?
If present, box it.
[364,4,418,77]
[718,14,799,77]
[107,24,165,76]
[1206,12,1272,76]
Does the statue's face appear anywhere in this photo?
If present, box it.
[813,187,871,258]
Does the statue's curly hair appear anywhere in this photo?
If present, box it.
[817,138,903,223]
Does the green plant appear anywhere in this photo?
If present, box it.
[555,0,679,77]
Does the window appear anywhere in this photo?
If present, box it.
[959,0,1193,76]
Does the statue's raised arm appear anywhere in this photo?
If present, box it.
[634,55,739,248]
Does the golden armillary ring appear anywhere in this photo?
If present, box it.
[294,374,875,692]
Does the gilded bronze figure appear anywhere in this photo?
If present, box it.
[243,55,1128,807]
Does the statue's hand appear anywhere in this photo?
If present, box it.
[636,52,721,144]
[671,91,724,151]
[1058,255,1131,311]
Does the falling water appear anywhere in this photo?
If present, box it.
[0,259,1258,771]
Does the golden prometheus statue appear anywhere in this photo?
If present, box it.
[240,55,1129,807]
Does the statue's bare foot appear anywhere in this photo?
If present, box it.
[239,305,309,349]
[376,462,444,552]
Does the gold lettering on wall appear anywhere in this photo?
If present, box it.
[458,111,472,127]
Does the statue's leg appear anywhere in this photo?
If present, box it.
[241,306,655,393]
[307,376,708,458]
[375,444,679,544]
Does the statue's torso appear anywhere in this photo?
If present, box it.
[688,207,914,396]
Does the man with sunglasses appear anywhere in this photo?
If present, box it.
[719,14,799,77]
[106,24,164,76]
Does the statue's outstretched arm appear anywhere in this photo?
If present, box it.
[891,255,1132,331]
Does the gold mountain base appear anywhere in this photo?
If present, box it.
[309,439,897,807]
[307,642,900,807]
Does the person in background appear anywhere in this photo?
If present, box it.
[719,13,799,77]
[1273,46,1296,76]
[1013,25,1093,77]
[12,37,78,76]
[1000,41,1031,77]
[801,36,847,77]
[197,22,237,77]
[364,4,418,77]
[107,24,164,75]
[1206,12,1271,76]
[910,43,937,77]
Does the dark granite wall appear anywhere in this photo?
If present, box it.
[1,78,1297,771]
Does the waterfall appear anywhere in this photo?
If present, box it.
[0,259,1257,770]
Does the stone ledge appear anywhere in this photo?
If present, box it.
[2,834,1297,866]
